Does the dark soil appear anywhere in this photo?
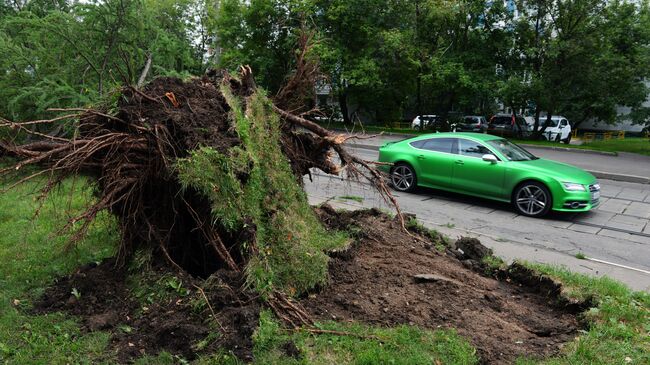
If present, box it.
[32,206,586,364]
[306,206,583,365]
[32,260,259,363]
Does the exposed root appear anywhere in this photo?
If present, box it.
[268,291,314,328]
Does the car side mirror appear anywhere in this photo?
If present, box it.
[482,154,498,163]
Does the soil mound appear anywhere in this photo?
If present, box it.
[32,260,259,362]
[305,206,582,364]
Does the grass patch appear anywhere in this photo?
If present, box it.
[250,310,479,365]
[0,173,117,363]
[511,137,650,156]
[337,195,364,203]
[481,255,507,275]
[575,252,587,260]
[405,217,449,251]
[515,262,650,365]
[583,137,650,156]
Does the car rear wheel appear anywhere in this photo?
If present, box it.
[390,163,417,192]
[513,181,552,217]
[563,134,572,144]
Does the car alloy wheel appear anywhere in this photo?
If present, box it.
[514,182,551,217]
[391,164,417,192]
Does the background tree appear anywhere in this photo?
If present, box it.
[0,0,205,123]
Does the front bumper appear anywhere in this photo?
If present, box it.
[553,183,600,212]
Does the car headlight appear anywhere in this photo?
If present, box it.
[562,182,586,191]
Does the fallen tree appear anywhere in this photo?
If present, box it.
[0,63,403,327]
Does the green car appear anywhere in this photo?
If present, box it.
[378,133,600,217]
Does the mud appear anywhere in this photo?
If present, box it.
[305,207,583,364]
[33,260,259,363]
[32,206,586,364]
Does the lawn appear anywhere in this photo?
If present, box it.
[0,170,648,364]
[511,137,650,156]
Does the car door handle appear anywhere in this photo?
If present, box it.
[417,155,425,160]
[455,160,464,165]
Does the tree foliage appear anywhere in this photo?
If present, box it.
[2,0,650,129]
[0,0,206,122]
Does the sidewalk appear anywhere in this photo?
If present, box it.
[345,133,650,184]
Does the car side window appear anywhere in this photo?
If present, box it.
[458,139,493,158]
[417,138,455,153]
[409,140,425,148]
[560,119,568,127]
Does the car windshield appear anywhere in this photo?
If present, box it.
[546,119,559,127]
[487,139,538,161]
[491,116,512,125]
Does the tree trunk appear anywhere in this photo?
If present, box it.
[532,106,541,139]
[339,89,350,124]
[535,112,553,140]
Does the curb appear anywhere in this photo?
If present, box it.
[588,171,650,185]
[517,143,618,156]
[347,142,650,185]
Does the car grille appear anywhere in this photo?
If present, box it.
[589,183,600,206]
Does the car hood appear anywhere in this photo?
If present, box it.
[512,158,596,184]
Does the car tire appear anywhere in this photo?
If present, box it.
[554,134,561,142]
[390,163,417,192]
[513,181,552,217]
[563,134,572,144]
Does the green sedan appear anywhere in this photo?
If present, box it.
[378,133,600,217]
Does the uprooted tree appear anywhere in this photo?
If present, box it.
[0,63,403,327]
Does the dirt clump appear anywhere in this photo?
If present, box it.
[33,259,259,363]
[306,206,583,364]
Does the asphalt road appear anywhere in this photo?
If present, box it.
[304,146,650,291]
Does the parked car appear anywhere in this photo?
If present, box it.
[488,113,529,138]
[412,115,441,129]
[539,116,572,144]
[378,133,600,217]
[456,115,488,133]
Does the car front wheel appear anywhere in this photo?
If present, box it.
[390,163,417,192]
[513,182,552,217]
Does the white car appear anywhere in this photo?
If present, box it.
[411,115,440,129]
[525,116,572,144]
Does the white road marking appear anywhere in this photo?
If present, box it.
[586,258,650,275]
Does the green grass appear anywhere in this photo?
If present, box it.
[0,174,117,364]
[244,310,479,365]
[337,195,364,203]
[510,137,649,156]
[582,138,650,156]
[575,252,587,260]
[515,263,650,365]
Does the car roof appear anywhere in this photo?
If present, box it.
[407,132,503,142]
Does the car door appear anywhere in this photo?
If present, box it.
[451,138,506,199]
[410,137,456,189]
[559,119,570,139]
